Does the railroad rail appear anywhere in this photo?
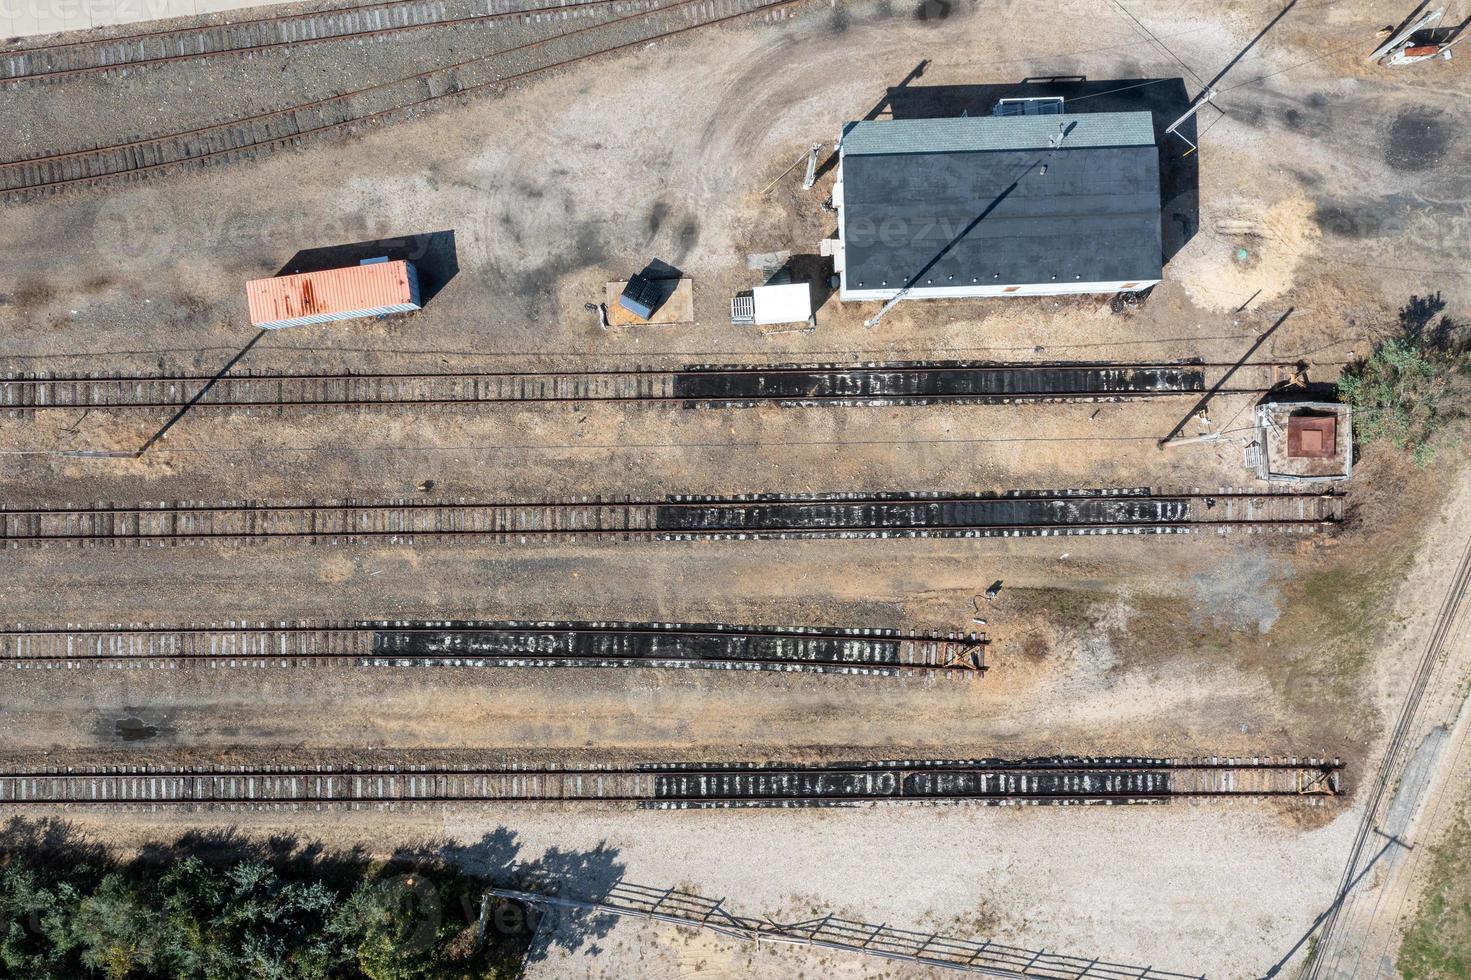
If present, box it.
[1,0,638,84]
[0,361,1239,413]
[0,757,1344,808]
[1305,530,1471,977]
[0,619,986,675]
[0,488,1346,547]
[0,0,795,199]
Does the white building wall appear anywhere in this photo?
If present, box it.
[257,301,421,331]
[839,278,1161,302]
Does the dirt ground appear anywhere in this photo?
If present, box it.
[1301,466,1471,977]
[2,0,1470,975]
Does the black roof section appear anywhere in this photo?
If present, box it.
[841,113,1164,289]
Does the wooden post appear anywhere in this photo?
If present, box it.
[475,892,491,950]
[647,886,674,915]
[1160,432,1222,449]
[802,144,823,189]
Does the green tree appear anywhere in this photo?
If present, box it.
[74,873,156,979]
[0,865,87,978]
[338,876,488,980]
[212,862,343,979]
[0,833,526,980]
[150,856,225,977]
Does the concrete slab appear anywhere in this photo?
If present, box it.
[604,278,694,327]
[1385,725,1451,841]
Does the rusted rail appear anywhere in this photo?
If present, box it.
[0,488,1346,547]
[0,757,1344,808]
[0,0,795,199]
[0,361,1227,412]
[0,618,987,675]
[1,0,636,84]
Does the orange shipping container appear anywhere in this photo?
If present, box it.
[246,260,421,329]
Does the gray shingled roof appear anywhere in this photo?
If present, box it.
[840,112,1164,290]
[841,112,1156,156]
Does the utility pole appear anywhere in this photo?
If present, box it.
[1368,7,1445,63]
[801,144,822,190]
[1164,87,1218,154]
[862,283,912,329]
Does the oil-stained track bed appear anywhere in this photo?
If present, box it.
[0,757,1343,809]
[0,488,1346,547]
[0,619,986,675]
[0,361,1222,412]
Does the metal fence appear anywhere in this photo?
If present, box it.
[489,879,1203,979]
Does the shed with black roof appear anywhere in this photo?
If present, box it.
[830,111,1164,302]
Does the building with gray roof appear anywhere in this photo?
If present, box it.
[830,111,1164,302]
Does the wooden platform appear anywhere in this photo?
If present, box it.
[605,279,694,326]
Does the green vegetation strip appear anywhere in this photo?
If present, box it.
[1399,804,1471,979]
[1339,298,1469,467]
[1,827,528,979]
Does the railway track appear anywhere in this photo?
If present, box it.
[0,357,1294,409]
[0,361,1234,413]
[1305,530,1471,977]
[0,0,794,200]
[0,488,1346,547]
[0,757,1344,808]
[1,0,636,84]
[0,619,986,675]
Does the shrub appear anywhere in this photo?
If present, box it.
[0,845,524,980]
[1338,334,1467,467]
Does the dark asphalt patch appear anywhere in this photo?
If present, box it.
[646,200,668,237]
[913,0,951,22]
[1313,193,1417,239]
[674,218,700,260]
[114,716,160,742]
[1384,109,1452,173]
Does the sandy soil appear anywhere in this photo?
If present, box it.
[1307,466,1471,978]
[1,0,1469,975]
[6,800,1355,977]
